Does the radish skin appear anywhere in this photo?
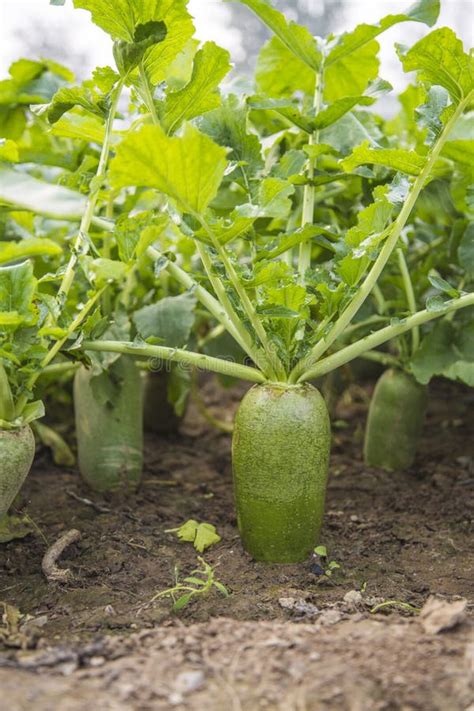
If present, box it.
[364,369,428,471]
[232,383,331,563]
[0,426,35,517]
[74,356,143,492]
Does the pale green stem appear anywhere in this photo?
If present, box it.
[290,92,472,384]
[298,67,324,280]
[41,362,80,377]
[372,284,387,315]
[82,340,266,384]
[0,363,15,421]
[397,247,419,354]
[298,292,474,382]
[196,215,286,380]
[139,63,160,125]
[360,351,400,368]
[55,81,124,306]
[194,241,271,375]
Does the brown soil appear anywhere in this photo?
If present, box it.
[0,377,473,710]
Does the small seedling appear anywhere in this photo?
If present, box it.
[165,519,221,552]
[313,545,342,578]
[150,557,229,612]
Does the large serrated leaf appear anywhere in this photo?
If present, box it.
[111,123,228,214]
[398,28,474,104]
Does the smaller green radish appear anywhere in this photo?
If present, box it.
[0,427,35,519]
[364,368,428,471]
[0,365,36,518]
[74,355,143,492]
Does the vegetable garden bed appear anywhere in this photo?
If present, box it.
[0,377,472,709]
[0,0,473,706]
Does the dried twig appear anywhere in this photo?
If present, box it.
[42,529,82,583]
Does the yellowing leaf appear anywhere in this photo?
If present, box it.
[111,123,228,214]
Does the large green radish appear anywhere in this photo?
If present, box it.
[0,426,35,518]
[232,383,331,563]
[364,368,428,471]
[74,356,143,492]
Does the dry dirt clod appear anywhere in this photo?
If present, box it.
[419,596,467,634]
[41,529,82,583]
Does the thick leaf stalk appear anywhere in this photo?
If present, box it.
[364,369,428,470]
[74,356,143,492]
[232,383,331,563]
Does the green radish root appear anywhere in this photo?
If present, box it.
[232,383,331,563]
[0,426,35,518]
[364,368,428,471]
[74,356,144,492]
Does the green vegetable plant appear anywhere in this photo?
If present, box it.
[1,0,472,561]
[362,116,473,470]
[66,0,472,562]
[149,557,229,613]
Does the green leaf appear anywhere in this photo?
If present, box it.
[397,28,474,104]
[428,273,459,298]
[115,212,168,262]
[0,261,36,323]
[111,123,228,214]
[313,79,392,130]
[342,140,426,176]
[0,139,18,162]
[199,95,264,181]
[0,167,86,219]
[0,238,62,265]
[411,320,474,385]
[236,177,294,219]
[314,545,327,557]
[458,223,474,276]
[193,523,221,553]
[73,0,194,85]
[20,399,45,424]
[47,86,107,124]
[83,257,128,286]
[324,0,440,101]
[161,42,231,134]
[442,140,474,167]
[133,292,196,348]
[50,112,106,143]
[255,36,314,98]
[173,593,194,611]
[227,0,321,70]
[168,519,221,552]
[113,20,167,75]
